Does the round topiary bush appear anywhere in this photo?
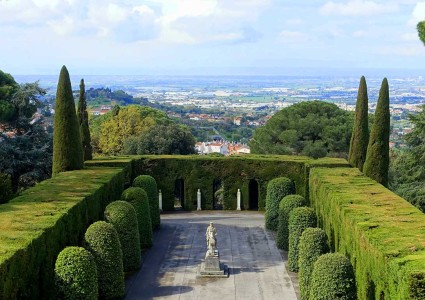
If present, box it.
[121,187,153,248]
[133,175,160,230]
[84,221,125,300]
[105,200,141,272]
[298,228,329,300]
[265,177,295,231]
[276,195,306,250]
[309,253,356,300]
[288,207,317,272]
[55,246,98,300]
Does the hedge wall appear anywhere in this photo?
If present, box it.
[0,167,126,299]
[310,167,425,300]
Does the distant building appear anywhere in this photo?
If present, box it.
[196,141,250,156]
[233,117,243,126]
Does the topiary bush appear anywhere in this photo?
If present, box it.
[309,253,356,300]
[105,201,141,272]
[0,172,13,204]
[298,228,329,300]
[288,207,317,272]
[265,177,295,230]
[121,187,153,248]
[54,246,98,300]
[276,195,306,250]
[133,175,160,230]
[84,221,125,300]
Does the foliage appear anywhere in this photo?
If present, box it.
[77,79,92,161]
[0,70,18,124]
[123,124,196,155]
[105,201,141,272]
[298,228,328,300]
[54,246,98,300]
[52,66,84,175]
[249,101,353,158]
[310,167,425,299]
[276,195,306,250]
[94,105,171,155]
[0,166,126,299]
[121,187,153,248]
[418,21,425,46]
[133,175,160,230]
[0,172,13,203]
[363,78,390,187]
[309,253,356,300]
[287,207,317,272]
[86,87,135,106]
[265,177,295,230]
[84,221,125,300]
[349,76,369,171]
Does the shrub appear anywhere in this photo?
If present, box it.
[276,195,306,250]
[288,207,317,272]
[133,175,160,230]
[105,201,141,272]
[54,246,98,300]
[298,228,329,300]
[0,172,13,204]
[309,253,356,300]
[84,221,125,300]
[265,177,295,230]
[121,187,153,248]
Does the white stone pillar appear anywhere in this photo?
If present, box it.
[159,189,163,212]
[197,189,202,211]
[237,189,241,211]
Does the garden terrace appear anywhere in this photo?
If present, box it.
[310,167,425,299]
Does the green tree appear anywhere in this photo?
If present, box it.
[0,70,18,123]
[363,78,390,187]
[123,124,196,155]
[349,76,369,171]
[249,101,352,158]
[52,66,84,175]
[77,79,92,161]
[418,21,425,45]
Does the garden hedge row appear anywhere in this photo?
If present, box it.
[265,177,295,230]
[310,167,425,300]
[0,167,126,299]
[133,175,160,229]
[276,195,306,250]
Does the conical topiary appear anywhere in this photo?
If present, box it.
[348,76,369,171]
[52,66,84,175]
[77,78,92,161]
[363,78,390,187]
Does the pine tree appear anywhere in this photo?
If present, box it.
[52,66,84,175]
[363,78,390,187]
[348,76,369,171]
[77,79,92,161]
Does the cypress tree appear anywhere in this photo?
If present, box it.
[348,76,369,171]
[363,78,390,187]
[52,66,84,175]
[77,78,92,161]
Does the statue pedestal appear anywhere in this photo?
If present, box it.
[198,250,228,278]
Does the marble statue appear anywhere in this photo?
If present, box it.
[206,222,217,256]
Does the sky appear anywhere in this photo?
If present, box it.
[1,0,425,75]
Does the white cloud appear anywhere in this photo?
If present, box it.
[408,2,425,26]
[279,30,308,41]
[320,1,398,16]
[352,30,366,37]
[285,19,304,26]
[402,32,418,41]
[377,45,422,56]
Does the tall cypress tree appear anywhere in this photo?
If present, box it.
[348,76,369,171]
[77,79,92,161]
[52,66,84,175]
[363,78,390,187]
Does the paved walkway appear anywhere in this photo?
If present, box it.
[125,211,298,300]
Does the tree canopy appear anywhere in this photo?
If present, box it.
[249,101,352,158]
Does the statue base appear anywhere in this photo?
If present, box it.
[198,250,229,278]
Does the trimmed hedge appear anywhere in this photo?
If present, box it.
[309,253,356,300]
[310,167,425,299]
[298,228,328,300]
[287,207,317,272]
[0,172,13,204]
[54,246,98,300]
[265,177,295,230]
[121,187,153,248]
[133,175,160,230]
[276,195,306,250]
[84,221,125,300]
[105,201,141,272]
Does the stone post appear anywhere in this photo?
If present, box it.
[159,189,163,212]
[237,189,241,211]
[197,189,202,211]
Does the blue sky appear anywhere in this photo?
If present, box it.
[1,0,425,75]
